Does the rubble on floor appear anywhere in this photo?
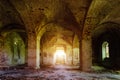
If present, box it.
[0,65,120,80]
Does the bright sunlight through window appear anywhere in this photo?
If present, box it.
[53,50,66,65]
[102,41,109,60]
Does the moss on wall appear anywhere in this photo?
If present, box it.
[4,32,26,66]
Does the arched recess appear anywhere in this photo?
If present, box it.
[81,0,120,71]
[37,22,80,67]
[39,23,74,66]
[0,24,27,66]
[36,24,48,68]
[92,22,120,69]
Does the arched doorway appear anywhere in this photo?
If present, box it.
[39,23,80,67]
[4,32,26,65]
[0,24,27,66]
[92,23,120,69]
[54,49,66,65]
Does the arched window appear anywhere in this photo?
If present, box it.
[102,41,109,60]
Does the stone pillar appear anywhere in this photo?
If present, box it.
[36,37,40,68]
[80,38,92,72]
[27,32,38,68]
[80,16,95,72]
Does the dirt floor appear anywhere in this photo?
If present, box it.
[0,65,120,80]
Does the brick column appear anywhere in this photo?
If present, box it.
[80,16,95,72]
[27,32,37,68]
[80,38,92,72]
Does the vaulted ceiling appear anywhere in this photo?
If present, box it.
[0,0,91,32]
[0,0,120,47]
[0,0,92,48]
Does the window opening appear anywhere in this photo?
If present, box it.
[102,41,109,60]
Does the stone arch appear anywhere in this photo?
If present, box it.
[92,22,120,69]
[37,21,80,67]
[0,23,27,66]
[36,23,51,68]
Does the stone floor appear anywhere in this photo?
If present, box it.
[0,65,120,80]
